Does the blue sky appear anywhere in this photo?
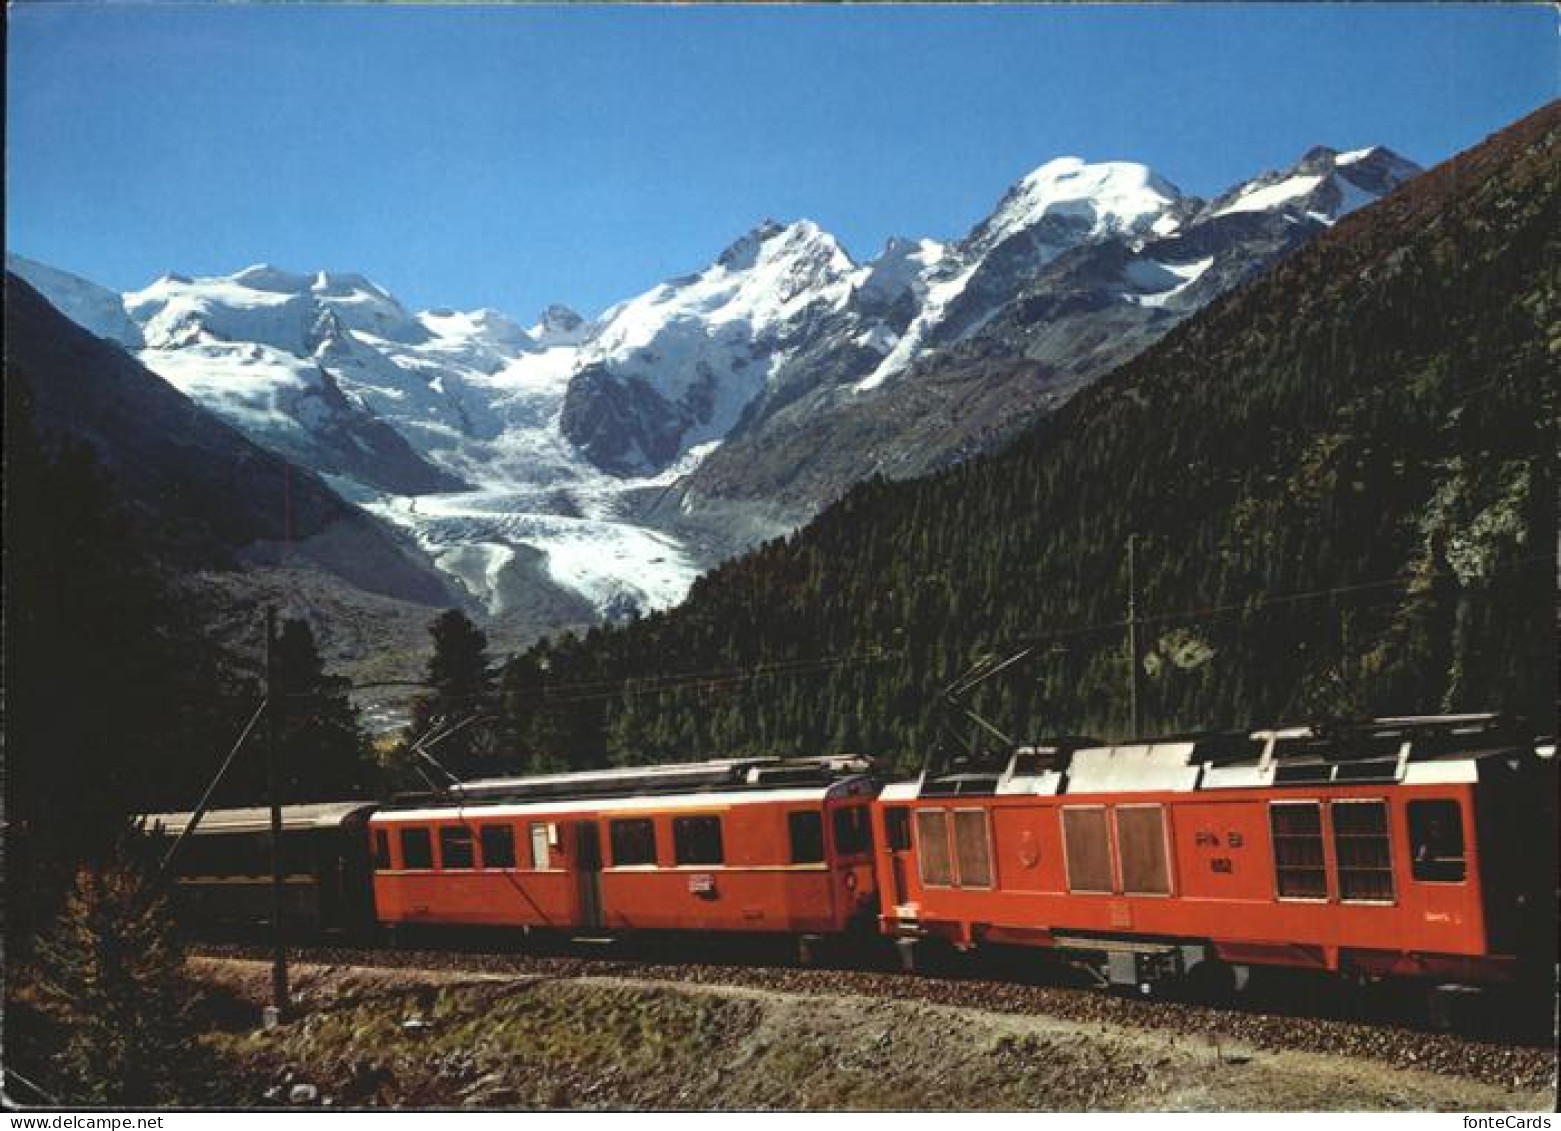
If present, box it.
[7,4,1556,320]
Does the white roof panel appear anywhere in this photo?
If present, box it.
[141,802,374,836]
[1065,742,1203,794]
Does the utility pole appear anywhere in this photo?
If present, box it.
[264,607,289,1026]
[1127,534,1143,738]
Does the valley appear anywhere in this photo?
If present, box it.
[9,144,1419,651]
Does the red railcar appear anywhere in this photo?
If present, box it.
[370,756,881,941]
[872,715,1554,991]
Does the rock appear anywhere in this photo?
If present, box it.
[289,1083,319,1105]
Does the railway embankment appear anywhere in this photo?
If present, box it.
[190,956,1555,1110]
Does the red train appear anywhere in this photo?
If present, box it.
[151,713,1554,1002]
[873,714,1555,995]
[369,756,880,945]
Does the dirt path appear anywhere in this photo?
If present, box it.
[189,957,1554,1110]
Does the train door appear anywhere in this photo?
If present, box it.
[574,821,604,929]
[884,807,913,905]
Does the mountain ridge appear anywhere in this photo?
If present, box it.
[473,100,1557,770]
[4,274,456,609]
[10,141,1421,636]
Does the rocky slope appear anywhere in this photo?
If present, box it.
[5,274,454,609]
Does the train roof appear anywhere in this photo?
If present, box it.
[884,713,1542,800]
[384,754,875,812]
[140,801,376,836]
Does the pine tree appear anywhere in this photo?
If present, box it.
[410,609,497,779]
[273,618,379,801]
[4,381,238,956]
[37,839,197,1105]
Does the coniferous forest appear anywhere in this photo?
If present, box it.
[484,102,1559,775]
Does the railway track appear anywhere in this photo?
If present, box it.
[191,937,1557,1092]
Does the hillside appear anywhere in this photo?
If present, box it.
[489,101,1558,770]
[4,275,456,625]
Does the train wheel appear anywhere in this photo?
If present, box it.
[896,937,955,976]
[1185,958,1238,1005]
[1426,983,1487,1035]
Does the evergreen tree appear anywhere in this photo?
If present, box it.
[37,838,198,1105]
[4,381,236,953]
[495,651,572,774]
[409,609,497,779]
[272,618,379,801]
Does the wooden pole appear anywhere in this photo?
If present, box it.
[265,607,289,1024]
[1127,534,1143,738]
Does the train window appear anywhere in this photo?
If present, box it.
[832,806,872,857]
[914,810,952,887]
[189,838,238,877]
[1116,805,1171,896]
[529,823,551,869]
[1270,802,1326,899]
[885,807,912,852]
[788,811,824,864]
[439,825,475,870]
[373,829,391,870]
[400,827,433,870]
[480,825,516,869]
[673,816,724,865]
[1332,800,1395,903]
[953,809,993,888]
[610,818,657,866]
[1062,807,1113,893]
[1408,800,1466,882]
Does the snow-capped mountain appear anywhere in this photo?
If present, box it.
[6,272,453,609]
[558,219,858,474]
[6,253,703,625]
[853,158,1195,391]
[1199,144,1423,224]
[672,144,1421,518]
[556,159,1204,483]
[9,143,1419,637]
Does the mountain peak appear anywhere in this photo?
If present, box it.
[980,157,1184,252]
[230,264,315,293]
[530,303,588,347]
[538,303,584,332]
[716,217,842,271]
[1205,143,1422,224]
[312,270,393,300]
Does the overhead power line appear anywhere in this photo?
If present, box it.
[399,550,1551,714]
